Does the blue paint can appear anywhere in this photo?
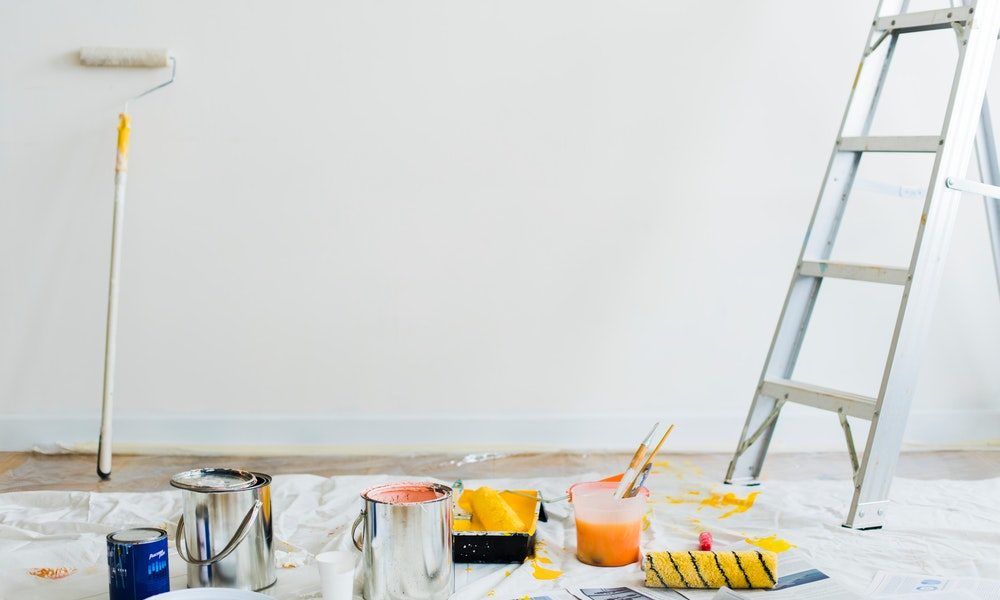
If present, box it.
[107,527,170,600]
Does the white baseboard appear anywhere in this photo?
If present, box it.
[1,409,998,454]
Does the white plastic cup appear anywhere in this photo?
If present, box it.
[316,550,356,600]
[569,480,650,567]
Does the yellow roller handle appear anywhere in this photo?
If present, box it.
[115,113,131,173]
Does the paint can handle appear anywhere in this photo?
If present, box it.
[351,509,365,552]
[175,500,262,566]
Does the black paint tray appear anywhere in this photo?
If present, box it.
[453,490,546,564]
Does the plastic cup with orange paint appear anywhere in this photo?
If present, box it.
[570,480,649,567]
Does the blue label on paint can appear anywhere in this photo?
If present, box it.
[107,528,170,600]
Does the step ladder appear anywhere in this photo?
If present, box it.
[725,0,1000,530]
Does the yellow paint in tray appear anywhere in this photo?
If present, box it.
[455,488,538,535]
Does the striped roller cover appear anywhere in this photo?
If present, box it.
[644,550,777,589]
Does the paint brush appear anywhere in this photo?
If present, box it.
[622,424,674,498]
[625,463,653,498]
[613,422,659,499]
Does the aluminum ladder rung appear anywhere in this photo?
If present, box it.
[874,6,975,34]
[837,135,942,152]
[799,260,910,284]
[760,379,877,420]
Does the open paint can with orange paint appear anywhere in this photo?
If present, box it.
[569,480,649,567]
[351,482,454,600]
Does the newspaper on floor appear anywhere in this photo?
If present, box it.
[567,585,711,600]
[876,593,979,600]
[867,571,1000,599]
[708,550,862,600]
[512,592,587,600]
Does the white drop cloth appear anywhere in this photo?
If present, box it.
[1,465,998,600]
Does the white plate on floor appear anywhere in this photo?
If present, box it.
[149,590,274,599]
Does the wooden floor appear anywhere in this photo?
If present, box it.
[2,450,998,493]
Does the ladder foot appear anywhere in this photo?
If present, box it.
[843,499,889,530]
[723,478,762,487]
[841,523,884,531]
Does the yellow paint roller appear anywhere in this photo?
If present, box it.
[644,551,777,589]
[470,487,526,532]
[80,47,175,480]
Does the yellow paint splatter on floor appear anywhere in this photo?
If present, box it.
[687,490,700,496]
[745,534,796,553]
[667,490,761,519]
[535,556,553,565]
[504,570,511,577]
[701,491,760,518]
[465,565,473,573]
[529,557,562,580]
[487,592,495,598]
[642,509,652,531]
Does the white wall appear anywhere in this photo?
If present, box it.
[2,0,999,453]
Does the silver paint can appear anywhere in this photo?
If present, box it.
[171,468,275,591]
[352,482,454,600]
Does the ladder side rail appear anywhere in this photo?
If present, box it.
[974,100,1000,297]
[846,0,1000,529]
[726,0,909,484]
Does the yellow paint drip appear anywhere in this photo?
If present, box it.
[115,113,131,173]
[642,510,651,531]
[504,570,511,577]
[745,534,796,553]
[487,592,495,598]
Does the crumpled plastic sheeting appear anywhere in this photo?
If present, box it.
[1,468,999,600]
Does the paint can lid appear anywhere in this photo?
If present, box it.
[170,468,259,492]
[108,527,167,544]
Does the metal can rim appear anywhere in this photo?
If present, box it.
[107,527,168,544]
[360,481,452,505]
[169,468,270,493]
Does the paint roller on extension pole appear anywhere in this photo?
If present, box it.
[80,47,176,479]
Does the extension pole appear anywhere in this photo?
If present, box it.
[97,113,131,479]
